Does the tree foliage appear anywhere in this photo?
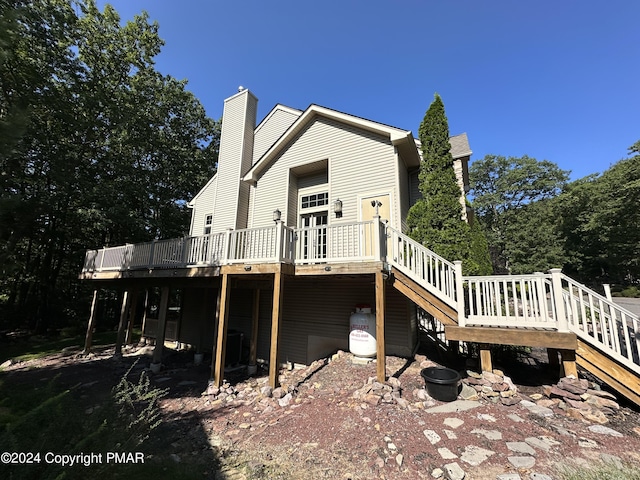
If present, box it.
[557,152,640,284]
[407,94,491,275]
[0,0,219,331]
[469,155,569,273]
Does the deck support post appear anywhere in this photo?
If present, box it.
[125,290,139,345]
[82,289,99,354]
[151,286,171,366]
[114,290,130,357]
[479,344,492,373]
[375,270,386,383]
[454,261,465,327]
[560,349,578,377]
[547,348,560,371]
[269,267,284,388]
[140,289,150,343]
[549,268,569,332]
[249,289,260,370]
[213,274,231,387]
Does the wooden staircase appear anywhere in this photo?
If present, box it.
[386,226,640,406]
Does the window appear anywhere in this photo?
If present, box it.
[204,214,212,234]
[301,192,328,209]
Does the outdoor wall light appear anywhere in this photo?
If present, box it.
[273,208,281,223]
[333,199,343,218]
[244,265,252,271]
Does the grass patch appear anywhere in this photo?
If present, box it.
[0,361,210,480]
[0,330,140,365]
[557,460,640,480]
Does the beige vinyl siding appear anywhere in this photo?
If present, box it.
[287,173,298,226]
[176,287,217,351]
[189,175,217,236]
[276,276,414,365]
[397,151,410,231]
[250,117,400,229]
[297,170,328,189]
[253,108,301,164]
[212,91,257,233]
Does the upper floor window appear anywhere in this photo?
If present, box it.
[301,192,328,209]
[204,214,213,234]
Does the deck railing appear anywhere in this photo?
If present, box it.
[82,219,386,272]
[559,273,640,373]
[462,273,558,329]
[387,227,457,308]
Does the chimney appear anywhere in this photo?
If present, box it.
[212,88,258,231]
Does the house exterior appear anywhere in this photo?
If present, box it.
[182,88,470,358]
[81,87,472,387]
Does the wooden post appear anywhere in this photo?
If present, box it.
[249,289,260,367]
[124,290,139,345]
[375,270,386,383]
[213,274,231,386]
[140,289,150,343]
[209,285,223,380]
[114,290,130,357]
[151,286,171,365]
[549,268,569,332]
[269,268,284,388]
[547,347,560,372]
[82,289,99,354]
[479,344,492,373]
[603,284,613,302]
[560,349,578,377]
[454,261,465,327]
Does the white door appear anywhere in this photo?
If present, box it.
[300,211,328,261]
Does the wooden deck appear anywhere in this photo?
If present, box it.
[80,221,640,405]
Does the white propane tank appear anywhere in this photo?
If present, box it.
[349,304,377,357]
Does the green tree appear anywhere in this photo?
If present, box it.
[407,94,490,274]
[0,0,219,332]
[558,148,640,284]
[469,155,569,273]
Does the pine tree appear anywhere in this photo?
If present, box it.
[407,94,490,274]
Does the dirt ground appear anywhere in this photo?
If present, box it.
[3,343,640,480]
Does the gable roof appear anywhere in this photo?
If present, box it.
[242,104,420,183]
[449,133,472,158]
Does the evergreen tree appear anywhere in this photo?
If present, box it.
[407,94,490,274]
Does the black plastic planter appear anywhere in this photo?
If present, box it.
[420,367,461,402]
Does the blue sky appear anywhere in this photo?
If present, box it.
[97,0,639,181]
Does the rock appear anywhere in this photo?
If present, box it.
[476,413,496,422]
[387,377,401,388]
[549,386,583,401]
[443,462,466,480]
[471,428,502,440]
[170,453,181,463]
[525,436,560,453]
[557,376,589,395]
[530,474,553,480]
[431,467,444,478]
[482,371,503,384]
[395,453,403,467]
[506,441,536,456]
[443,430,458,440]
[529,393,543,400]
[438,447,458,460]
[586,388,617,400]
[507,413,525,422]
[363,393,380,406]
[459,384,479,401]
[578,437,599,448]
[497,475,522,480]
[375,457,385,469]
[396,397,410,409]
[520,399,554,417]
[466,370,482,379]
[588,424,623,436]
[278,393,293,407]
[444,418,464,429]
[581,409,609,424]
[1,359,13,369]
[500,397,521,406]
[260,386,273,397]
[585,395,620,410]
[459,445,495,466]
[493,382,510,392]
[271,387,285,399]
[508,456,536,469]
[423,429,441,444]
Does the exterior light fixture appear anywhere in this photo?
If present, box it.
[273,208,281,223]
[244,265,252,271]
[333,199,343,218]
